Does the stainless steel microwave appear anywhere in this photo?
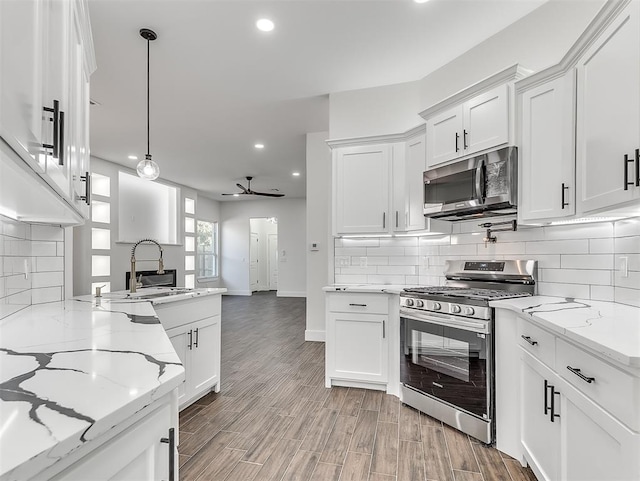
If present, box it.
[423,146,517,220]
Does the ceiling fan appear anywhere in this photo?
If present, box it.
[222,176,285,198]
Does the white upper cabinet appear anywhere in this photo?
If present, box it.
[0,0,95,224]
[576,0,640,214]
[421,66,528,170]
[401,130,428,232]
[333,143,392,235]
[518,73,576,223]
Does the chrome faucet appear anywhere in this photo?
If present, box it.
[130,238,164,293]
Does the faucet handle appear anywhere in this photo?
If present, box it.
[95,284,106,297]
[136,274,143,288]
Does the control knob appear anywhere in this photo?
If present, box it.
[432,302,441,311]
[416,300,424,308]
[464,307,475,316]
[405,299,414,307]
[451,304,461,314]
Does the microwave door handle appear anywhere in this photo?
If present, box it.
[475,160,486,201]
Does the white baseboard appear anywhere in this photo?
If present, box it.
[223,290,252,296]
[305,330,325,342]
[277,291,306,298]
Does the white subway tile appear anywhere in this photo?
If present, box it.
[439,244,478,256]
[3,257,30,275]
[334,274,368,284]
[5,240,30,256]
[620,253,640,272]
[537,282,590,299]
[339,266,378,275]
[614,218,640,238]
[335,247,367,256]
[541,268,611,286]
[590,285,614,302]
[5,274,30,290]
[418,275,445,286]
[334,256,350,267]
[560,254,614,270]
[589,238,614,254]
[367,247,405,256]
[1,220,29,239]
[379,237,418,248]
[32,286,63,304]
[614,286,640,308]
[418,235,450,246]
[377,265,416,275]
[31,241,57,257]
[482,242,526,256]
[406,276,419,285]
[544,222,614,240]
[341,238,380,248]
[419,245,440,256]
[614,236,640,254]
[32,271,64,288]
[367,274,406,285]
[388,256,418,266]
[613,270,640,290]
[404,247,419,256]
[57,242,64,256]
[528,255,561,269]
[526,239,589,255]
[31,225,64,241]
[35,257,64,272]
[366,257,389,266]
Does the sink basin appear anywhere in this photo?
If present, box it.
[108,287,196,300]
[130,289,194,300]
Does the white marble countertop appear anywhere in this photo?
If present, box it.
[0,297,186,481]
[491,296,640,368]
[323,284,413,294]
[90,286,227,305]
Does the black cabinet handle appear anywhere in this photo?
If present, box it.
[80,172,91,205]
[395,211,399,228]
[463,129,468,149]
[187,329,193,350]
[455,132,460,152]
[58,110,65,166]
[561,183,569,209]
[160,427,175,481]
[567,366,595,384]
[624,152,635,190]
[544,379,550,415]
[43,100,60,160]
[194,327,199,348]
[382,320,386,339]
[549,385,560,422]
[521,335,538,346]
[349,303,367,307]
[635,148,639,187]
[382,212,386,229]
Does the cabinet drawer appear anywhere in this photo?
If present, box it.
[327,293,389,314]
[556,338,640,431]
[517,318,555,368]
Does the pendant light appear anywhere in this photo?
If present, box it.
[136,28,160,180]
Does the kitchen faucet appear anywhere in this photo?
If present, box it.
[130,238,164,293]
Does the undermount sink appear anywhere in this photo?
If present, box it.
[124,287,195,300]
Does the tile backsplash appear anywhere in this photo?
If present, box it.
[0,216,65,319]
[334,216,640,307]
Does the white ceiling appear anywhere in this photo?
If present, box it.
[88,0,547,201]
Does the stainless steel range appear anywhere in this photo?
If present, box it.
[399,260,537,444]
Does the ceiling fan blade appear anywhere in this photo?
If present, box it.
[236,183,248,193]
[251,191,285,197]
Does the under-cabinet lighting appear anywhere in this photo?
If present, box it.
[340,234,393,238]
[550,216,626,225]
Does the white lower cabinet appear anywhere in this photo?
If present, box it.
[155,295,222,410]
[51,395,177,481]
[325,292,388,389]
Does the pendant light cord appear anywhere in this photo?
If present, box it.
[146,36,150,157]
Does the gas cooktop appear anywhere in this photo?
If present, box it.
[401,286,532,301]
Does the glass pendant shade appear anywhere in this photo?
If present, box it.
[136,154,160,180]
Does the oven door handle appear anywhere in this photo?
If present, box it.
[400,308,490,334]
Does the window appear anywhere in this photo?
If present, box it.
[197,220,218,279]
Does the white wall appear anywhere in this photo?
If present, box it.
[220,198,306,297]
[328,0,606,139]
[305,132,332,341]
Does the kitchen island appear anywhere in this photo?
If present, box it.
[0,287,226,481]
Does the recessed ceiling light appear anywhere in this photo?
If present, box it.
[128,155,138,160]
[254,143,264,149]
[414,0,429,3]
[256,18,274,32]
[292,172,300,177]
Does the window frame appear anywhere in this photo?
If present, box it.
[195,219,219,281]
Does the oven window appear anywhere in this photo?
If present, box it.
[424,169,477,206]
[401,318,489,419]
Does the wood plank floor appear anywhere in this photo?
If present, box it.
[178,292,537,481]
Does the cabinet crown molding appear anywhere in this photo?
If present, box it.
[516,0,631,92]
[326,124,425,149]
[418,64,532,120]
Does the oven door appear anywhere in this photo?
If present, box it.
[400,310,492,420]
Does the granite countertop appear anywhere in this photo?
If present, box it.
[323,284,414,295]
[491,296,640,368]
[0,297,186,481]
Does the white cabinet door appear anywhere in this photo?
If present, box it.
[327,312,388,384]
[0,0,45,170]
[561,385,638,481]
[334,144,390,234]
[426,105,464,168]
[54,403,174,481]
[521,350,561,481]
[519,75,576,222]
[463,84,509,156]
[167,326,189,407]
[402,133,427,232]
[190,316,220,394]
[576,0,640,213]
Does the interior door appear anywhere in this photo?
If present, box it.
[250,232,259,292]
[268,233,278,290]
